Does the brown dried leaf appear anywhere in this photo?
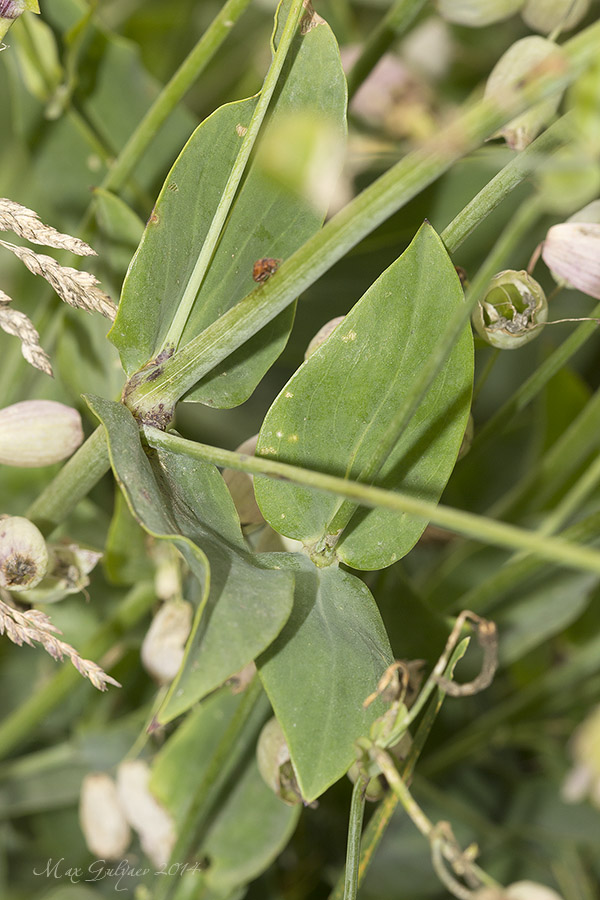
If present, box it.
[0,198,96,256]
[0,289,52,375]
[0,240,116,320]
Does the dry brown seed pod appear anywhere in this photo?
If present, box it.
[0,516,49,592]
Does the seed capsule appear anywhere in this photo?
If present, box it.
[79,773,131,860]
[472,269,548,349]
[521,0,590,34]
[0,515,49,591]
[141,599,193,684]
[0,400,83,467]
[256,717,303,806]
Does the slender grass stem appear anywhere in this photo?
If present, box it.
[328,643,467,900]
[143,427,600,577]
[100,0,253,196]
[343,774,369,900]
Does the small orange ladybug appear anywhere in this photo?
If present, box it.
[252,257,281,284]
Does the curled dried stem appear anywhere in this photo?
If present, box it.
[433,610,498,697]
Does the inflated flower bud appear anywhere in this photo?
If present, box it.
[484,37,565,150]
[475,885,565,900]
[0,0,39,40]
[505,882,565,900]
[521,0,589,34]
[0,400,83,467]
[116,760,176,868]
[141,599,193,684]
[257,717,303,806]
[473,270,547,348]
[541,222,600,298]
[436,0,523,27]
[0,515,48,591]
[79,773,131,860]
[305,316,345,359]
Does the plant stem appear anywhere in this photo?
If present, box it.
[101,0,253,195]
[346,0,427,100]
[343,774,369,900]
[441,115,570,253]
[0,581,155,761]
[143,427,600,576]
[26,425,110,536]
[125,18,600,420]
[160,0,306,352]
[423,384,600,601]
[443,507,600,617]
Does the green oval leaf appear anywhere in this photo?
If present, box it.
[84,395,294,722]
[254,223,473,569]
[257,553,393,802]
[109,4,346,408]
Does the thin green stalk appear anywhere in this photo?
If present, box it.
[143,427,600,576]
[160,0,305,352]
[0,581,155,761]
[323,195,543,541]
[26,425,109,535]
[440,116,570,253]
[101,0,253,195]
[346,0,427,100]
[343,774,369,900]
[125,18,600,420]
[442,507,600,617]
[422,385,600,600]
[154,677,264,900]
